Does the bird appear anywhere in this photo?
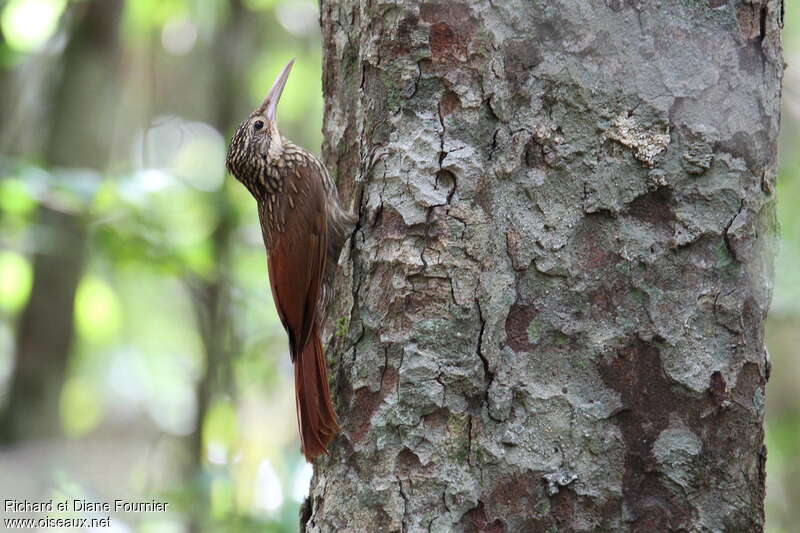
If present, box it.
[225,60,355,461]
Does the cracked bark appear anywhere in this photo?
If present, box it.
[308,1,782,531]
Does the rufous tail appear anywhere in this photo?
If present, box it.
[294,323,339,461]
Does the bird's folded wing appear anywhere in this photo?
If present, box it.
[265,175,328,360]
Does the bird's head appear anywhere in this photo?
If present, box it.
[226,59,294,196]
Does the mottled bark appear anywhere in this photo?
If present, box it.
[310,1,782,531]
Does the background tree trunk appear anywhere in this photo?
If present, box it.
[0,0,124,443]
[310,0,782,531]
[184,2,249,529]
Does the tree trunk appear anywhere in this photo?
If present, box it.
[310,1,782,531]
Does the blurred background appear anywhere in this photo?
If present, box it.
[0,1,796,532]
[0,0,322,531]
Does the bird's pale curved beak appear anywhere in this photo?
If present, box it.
[260,59,295,122]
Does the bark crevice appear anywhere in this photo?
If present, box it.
[313,0,781,530]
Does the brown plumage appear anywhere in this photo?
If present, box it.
[225,60,355,461]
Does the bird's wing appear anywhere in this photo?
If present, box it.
[265,171,327,361]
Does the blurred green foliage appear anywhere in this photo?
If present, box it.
[0,0,323,531]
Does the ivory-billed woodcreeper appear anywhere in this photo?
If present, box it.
[225,60,355,461]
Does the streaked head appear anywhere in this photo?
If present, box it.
[226,59,294,195]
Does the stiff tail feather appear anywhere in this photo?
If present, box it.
[294,324,339,461]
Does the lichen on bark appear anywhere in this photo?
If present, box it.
[308,1,782,531]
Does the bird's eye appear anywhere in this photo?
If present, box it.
[253,120,264,131]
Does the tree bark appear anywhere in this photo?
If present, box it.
[310,1,782,531]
